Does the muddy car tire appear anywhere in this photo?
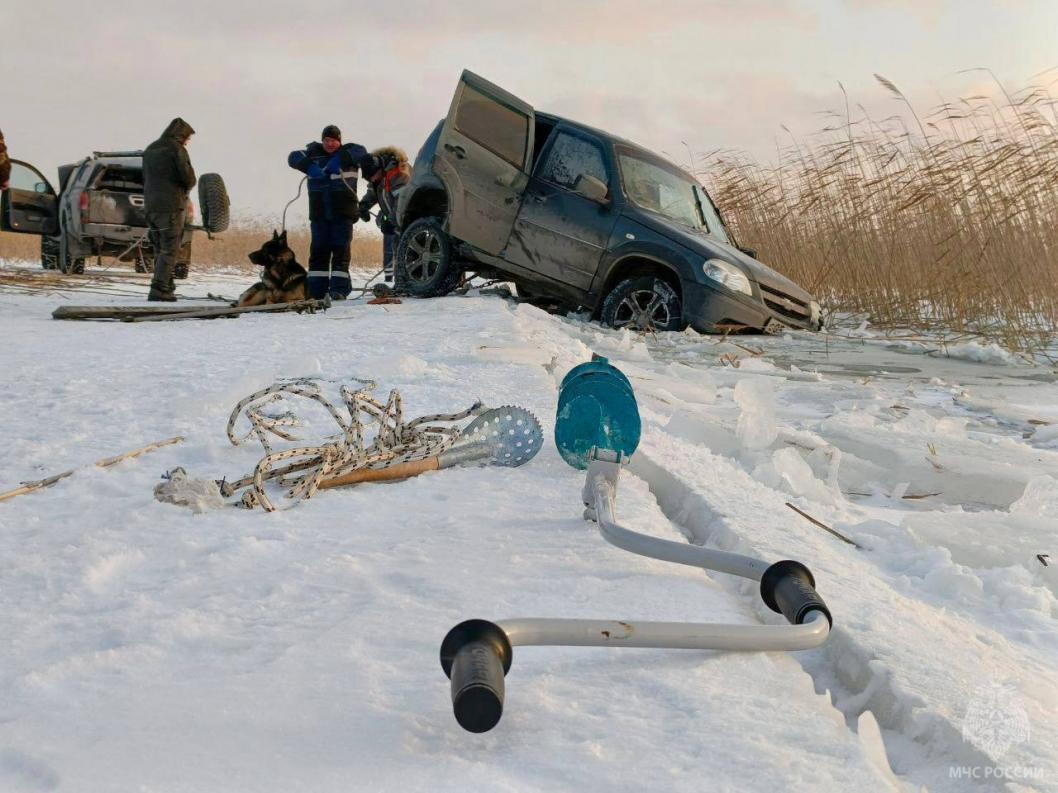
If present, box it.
[198,173,230,234]
[396,217,461,298]
[601,275,683,332]
[41,237,60,270]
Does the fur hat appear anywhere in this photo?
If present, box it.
[371,146,408,168]
[321,125,342,142]
[370,146,411,181]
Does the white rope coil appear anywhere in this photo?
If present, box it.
[222,377,483,511]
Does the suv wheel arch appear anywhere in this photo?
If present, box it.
[595,255,683,318]
[401,187,449,228]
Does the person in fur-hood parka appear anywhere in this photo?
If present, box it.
[357,146,411,282]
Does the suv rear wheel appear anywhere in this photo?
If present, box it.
[396,217,462,298]
[600,275,683,332]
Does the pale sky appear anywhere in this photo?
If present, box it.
[2,0,1055,224]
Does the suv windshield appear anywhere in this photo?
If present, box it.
[616,146,730,243]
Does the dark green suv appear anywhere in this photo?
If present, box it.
[395,71,820,333]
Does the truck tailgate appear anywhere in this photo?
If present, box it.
[87,190,148,227]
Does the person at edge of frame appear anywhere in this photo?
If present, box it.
[0,127,10,190]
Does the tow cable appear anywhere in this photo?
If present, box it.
[439,356,833,733]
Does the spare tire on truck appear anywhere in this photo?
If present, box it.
[198,173,230,234]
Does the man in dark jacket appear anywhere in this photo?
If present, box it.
[143,118,196,301]
[358,147,411,282]
[288,126,367,299]
[0,128,10,190]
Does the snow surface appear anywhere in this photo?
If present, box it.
[1,264,1057,791]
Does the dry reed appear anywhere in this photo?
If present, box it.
[696,72,1058,353]
[0,222,382,275]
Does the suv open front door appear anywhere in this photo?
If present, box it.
[1,160,58,235]
[435,70,534,255]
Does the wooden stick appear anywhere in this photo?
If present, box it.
[318,457,440,490]
[128,298,328,323]
[0,471,76,502]
[95,436,185,467]
[53,305,199,320]
[784,502,863,549]
[0,436,185,503]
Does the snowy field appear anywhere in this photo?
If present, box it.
[1,263,1056,792]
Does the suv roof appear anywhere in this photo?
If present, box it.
[536,111,695,178]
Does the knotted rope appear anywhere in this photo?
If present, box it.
[221,377,483,511]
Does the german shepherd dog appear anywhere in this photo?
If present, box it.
[235,230,308,307]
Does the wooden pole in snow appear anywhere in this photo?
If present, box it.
[0,436,185,503]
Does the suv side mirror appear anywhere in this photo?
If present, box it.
[34,182,49,194]
[572,174,609,204]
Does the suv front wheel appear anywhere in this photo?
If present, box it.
[395,217,462,298]
[600,275,683,332]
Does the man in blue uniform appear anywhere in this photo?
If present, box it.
[288,126,367,299]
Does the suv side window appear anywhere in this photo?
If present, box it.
[539,132,608,191]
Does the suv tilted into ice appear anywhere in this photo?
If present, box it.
[395,71,821,333]
[1,152,229,276]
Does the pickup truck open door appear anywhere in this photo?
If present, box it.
[1,160,58,235]
[434,70,535,256]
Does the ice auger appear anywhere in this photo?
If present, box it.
[439,356,833,733]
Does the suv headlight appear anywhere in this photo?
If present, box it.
[702,259,752,296]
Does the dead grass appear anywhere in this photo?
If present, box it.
[0,230,39,264]
[0,221,383,275]
[695,71,1058,353]
[191,219,383,273]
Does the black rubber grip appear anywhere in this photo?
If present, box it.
[440,619,513,733]
[759,560,833,627]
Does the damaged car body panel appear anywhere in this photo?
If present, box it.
[396,70,821,333]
